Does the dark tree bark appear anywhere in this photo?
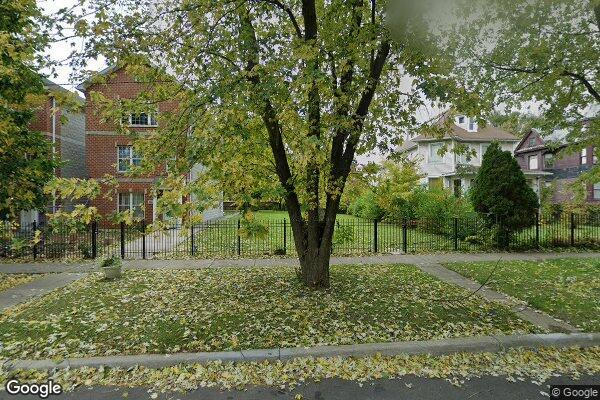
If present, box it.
[239,1,390,288]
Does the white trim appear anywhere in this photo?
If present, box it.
[124,112,158,127]
[117,145,142,173]
[118,192,145,218]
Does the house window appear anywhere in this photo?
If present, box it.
[123,112,157,127]
[543,153,554,169]
[529,137,536,147]
[117,145,142,172]
[528,155,538,170]
[594,184,600,200]
[118,192,145,218]
[468,118,476,131]
[458,116,465,124]
[429,143,443,163]
[581,148,588,165]
[594,147,598,165]
[481,143,490,156]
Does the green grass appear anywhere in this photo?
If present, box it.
[0,273,40,292]
[0,264,536,359]
[445,258,600,332]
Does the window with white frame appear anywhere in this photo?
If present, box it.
[457,145,477,164]
[429,143,443,163]
[123,112,157,127]
[118,192,145,218]
[481,143,490,156]
[468,118,477,131]
[117,145,142,172]
[581,148,588,165]
[594,183,600,200]
[528,155,538,170]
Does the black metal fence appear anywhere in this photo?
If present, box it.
[2,212,600,260]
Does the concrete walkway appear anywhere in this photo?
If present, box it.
[3,333,599,371]
[413,263,579,333]
[1,251,599,274]
[0,272,85,311]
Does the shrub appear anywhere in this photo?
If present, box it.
[471,142,539,246]
[347,190,384,220]
[100,255,122,268]
[333,224,355,248]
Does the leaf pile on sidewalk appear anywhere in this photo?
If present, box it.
[0,274,40,293]
[0,265,537,359]
[1,347,598,393]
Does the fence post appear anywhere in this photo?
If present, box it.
[32,221,37,260]
[454,217,458,251]
[283,219,287,255]
[570,213,575,246]
[237,219,241,256]
[91,221,97,259]
[120,221,125,259]
[535,211,540,248]
[402,220,408,253]
[373,219,378,253]
[141,220,146,260]
[190,224,195,257]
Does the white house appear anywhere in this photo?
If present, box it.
[397,112,520,196]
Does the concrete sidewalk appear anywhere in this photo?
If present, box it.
[3,333,599,371]
[1,251,599,274]
[0,272,86,311]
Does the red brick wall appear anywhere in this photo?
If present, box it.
[85,68,178,132]
[93,182,155,226]
[84,66,175,222]
[29,96,62,177]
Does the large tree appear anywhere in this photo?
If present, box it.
[0,0,57,222]
[60,0,468,288]
[445,0,599,152]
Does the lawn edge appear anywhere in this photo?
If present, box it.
[3,333,599,371]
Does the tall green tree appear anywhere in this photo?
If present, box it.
[471,143,539,246]
[445,0,599,155]
[0,0,57,222]
[63,0,470,288]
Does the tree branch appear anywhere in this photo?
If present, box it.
[562,70,600,103]
[261,0,303,38]
[236,5,305,230]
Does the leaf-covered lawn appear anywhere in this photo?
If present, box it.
[445,258,600,332]
[0,264,536,359]
[0,274,39,293]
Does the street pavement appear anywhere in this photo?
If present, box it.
[2,374,599,400]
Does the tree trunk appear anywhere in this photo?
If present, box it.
[289,214,336,289]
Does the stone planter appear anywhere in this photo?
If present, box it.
[102,265,122,279]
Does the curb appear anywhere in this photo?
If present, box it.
[3,333,599,371]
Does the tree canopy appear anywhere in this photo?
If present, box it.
[55,0,476,287]
[444,0,599,153]
[0,0,57,222]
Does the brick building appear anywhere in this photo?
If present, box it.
[20,78,86,226]
[77,65,223,225]
[515,127,598,203]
